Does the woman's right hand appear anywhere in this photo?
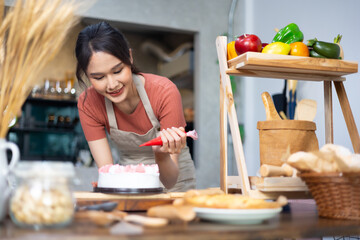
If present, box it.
[152,127,186,154]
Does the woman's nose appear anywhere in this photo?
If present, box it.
[107,75,118,90]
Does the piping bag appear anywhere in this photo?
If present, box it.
[139,130,198,147]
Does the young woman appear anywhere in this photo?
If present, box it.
[75,22,196,192]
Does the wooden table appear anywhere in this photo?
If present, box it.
[1,201,360,239]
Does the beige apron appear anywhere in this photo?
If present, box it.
[104,74,196,192]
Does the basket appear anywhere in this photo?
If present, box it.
[299,172,360,220]
[257,120,319,166]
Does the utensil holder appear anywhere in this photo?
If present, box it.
[257,120,319,166]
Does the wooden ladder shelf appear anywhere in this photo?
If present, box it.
[216,36,359,198]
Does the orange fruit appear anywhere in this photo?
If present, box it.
[289,42,309,57]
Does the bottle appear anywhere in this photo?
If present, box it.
[43,79,50,97]
[56,115,65,128]
[47,113,55,128]
[64,116,71,128]
[56,80,62,98]
[66,71,76,99]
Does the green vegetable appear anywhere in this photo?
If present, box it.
[333,34,342,44]
[309,50,326,58]
[272,23,304,44]
[307,38,340,59]
[333,34,344,59]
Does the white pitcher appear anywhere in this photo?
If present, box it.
[0,138,19,222]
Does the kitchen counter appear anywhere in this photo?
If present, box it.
[1,200,360,239]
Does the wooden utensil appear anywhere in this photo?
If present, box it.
[295,99,317,121]
[147,205,196,222]
[124,215,168,228]
[261,92,282,120]
[75,210,127,227]
[75,210,168,228]
[288,80,297,120]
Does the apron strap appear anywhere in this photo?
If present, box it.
[133,74,160,129]
[105,98,118,129]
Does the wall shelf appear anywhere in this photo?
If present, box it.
[8,96,83,162]
[10,126,75,134]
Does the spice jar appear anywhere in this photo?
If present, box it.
[9,161,75,229]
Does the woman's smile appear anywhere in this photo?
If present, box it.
[107,87,124,97]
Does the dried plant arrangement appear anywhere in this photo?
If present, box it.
[0,0,80,138]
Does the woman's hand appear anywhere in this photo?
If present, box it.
[152,127,184,189]
[152,127,186,154]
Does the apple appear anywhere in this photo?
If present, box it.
[234,34,262,55]
[261,43,269,51]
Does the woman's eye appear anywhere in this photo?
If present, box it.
[114,69,122,74]
[94,76,104,80]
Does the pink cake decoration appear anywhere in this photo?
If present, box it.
[98,163,159,174]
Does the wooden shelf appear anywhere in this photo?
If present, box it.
[215,36,360,198]
[27,96,77,107]
[10,126,75,133]
[226,52,358,81]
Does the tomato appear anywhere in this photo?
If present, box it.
[234,34,262,55]
[289,42,309,57]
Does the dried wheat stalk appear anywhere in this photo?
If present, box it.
[0,0,80,137]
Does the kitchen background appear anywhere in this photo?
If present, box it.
[5,0,360,190]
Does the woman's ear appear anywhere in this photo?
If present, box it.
[129,49,134,64]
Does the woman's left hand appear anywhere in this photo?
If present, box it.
[153,127,186,154]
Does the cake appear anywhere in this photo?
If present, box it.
[97,163,161,189]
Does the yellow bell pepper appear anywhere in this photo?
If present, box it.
[262,42,291,55]
[227,41,238,60]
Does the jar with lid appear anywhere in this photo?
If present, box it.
[9,161,75,229]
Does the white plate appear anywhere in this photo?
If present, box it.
[193,207,282,225]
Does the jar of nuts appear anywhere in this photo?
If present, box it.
[9,161,75,229]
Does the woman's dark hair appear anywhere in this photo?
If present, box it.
[75,21,140,92]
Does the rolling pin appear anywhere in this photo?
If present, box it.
[260,163,294,177]
[261,92,282,120]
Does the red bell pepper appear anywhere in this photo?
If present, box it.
[139,130,198,147]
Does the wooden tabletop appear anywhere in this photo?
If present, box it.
[1,200,360,239]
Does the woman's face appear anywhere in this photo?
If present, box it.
[86,51,133,104]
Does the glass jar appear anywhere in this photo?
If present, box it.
[9,161,75,229]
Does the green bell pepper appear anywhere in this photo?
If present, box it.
[272,23,304,44]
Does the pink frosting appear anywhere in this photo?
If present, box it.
[99,163,159,174]
[135,164,146,173]
[186,130,198,140]
[98,164,112,173]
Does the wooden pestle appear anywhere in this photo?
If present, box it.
[260,164,294,177]
[261,92,282,121]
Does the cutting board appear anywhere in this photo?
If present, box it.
[250,176,308,192]
[75,191,184,212]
